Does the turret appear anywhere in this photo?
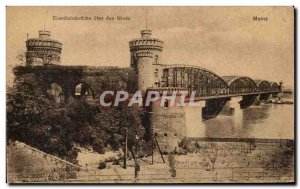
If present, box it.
[26,30,62,66]
[38,30,51,39]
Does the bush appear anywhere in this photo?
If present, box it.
[112,160,120,165]
[178,137,195,153]
[7,66,149,162]
[177,148,187,155]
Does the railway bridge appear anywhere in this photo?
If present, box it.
[18,29,283,152]
[150,65,281,120]
[128,29,282,151]
[144,64,281,151]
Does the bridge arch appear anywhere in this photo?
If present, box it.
[222,76,257,94]
[46,83,63,103]
[255,80,271,92]
[161,65,229,96]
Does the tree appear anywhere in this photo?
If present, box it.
[7,65,148,163]
[7,72,78,162]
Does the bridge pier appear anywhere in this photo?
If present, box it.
[202,97,231,120]
[272,93,279,98]
[219,101,235,116]
[147,87,187,153]
[239,94,259,109]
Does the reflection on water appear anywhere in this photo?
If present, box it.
[185,94,294,140]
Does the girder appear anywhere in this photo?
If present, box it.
[161,66,229,97]
[255,80,271,92]
[222,76,257,94]
[270,82,280,92]
[160,66,280,98]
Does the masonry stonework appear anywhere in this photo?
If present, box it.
[145,87,188,152]
[129,30,164,92]
[129,30,188,152]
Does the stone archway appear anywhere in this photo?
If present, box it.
[47,83,63,103]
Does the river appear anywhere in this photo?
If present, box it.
[185,93,294,140]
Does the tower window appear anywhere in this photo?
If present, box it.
[154,55,158,64]
[174,133,177,137]
[154,69,158,77]
[164,133,168,137]
[163,69,169,78]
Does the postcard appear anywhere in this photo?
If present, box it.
[6,6,295,183]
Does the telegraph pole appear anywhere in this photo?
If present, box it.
[123,128,128,169]
[135,135,140,179]
[152,133,154,165]
[154,136,165,163]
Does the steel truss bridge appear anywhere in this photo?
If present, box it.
[160,64,280,98]
[157,65,281,120]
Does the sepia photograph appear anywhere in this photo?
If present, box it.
[6,6,295,184]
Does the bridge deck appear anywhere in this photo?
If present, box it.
[185,91,279,102]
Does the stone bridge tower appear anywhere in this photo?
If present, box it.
[130,29,187,152]
[26,30,62,66]
[129,30,164,93]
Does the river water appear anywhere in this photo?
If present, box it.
[185,93,294,140]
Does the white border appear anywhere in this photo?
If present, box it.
[1,0,298,188]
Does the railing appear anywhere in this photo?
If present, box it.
[8,168,293,183]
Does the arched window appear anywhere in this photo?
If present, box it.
[163,69,169,77]
[75,83,94,99]
[75,84,83,96]
[164,99,169,108]
[47,83,63,103]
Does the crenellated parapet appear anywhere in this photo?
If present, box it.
[136,51,153,58]
[129,30,164,57]
[26,39,62,49]
[129,38,164,52]
[129,30,164,51]
[129,29,165,92]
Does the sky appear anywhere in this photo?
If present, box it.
[6,6,294,88]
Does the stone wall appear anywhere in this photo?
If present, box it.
[7,141,80,182]
[13,65,136,101]
[147,87,188,152]
[151,107,186,152]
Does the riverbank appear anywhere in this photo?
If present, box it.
[7,139,294,183]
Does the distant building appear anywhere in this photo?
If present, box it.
[26,30,62,66]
